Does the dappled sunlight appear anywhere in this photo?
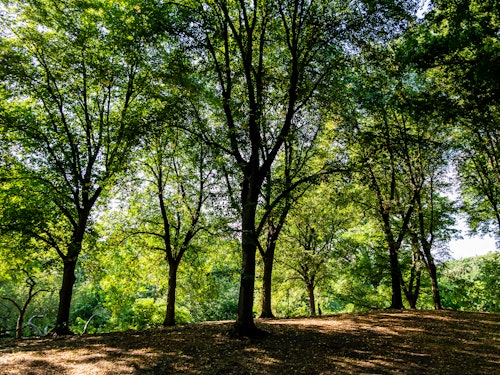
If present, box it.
[0,344,165,374]
[0,311,498,374]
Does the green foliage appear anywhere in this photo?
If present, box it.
[439,253,500,312]
[182,239,240,322]
[400,0,500,238]
[131,298,165,330]
[0,0,498,336]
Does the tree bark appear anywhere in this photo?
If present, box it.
[15,310,25,339]
[163,261,179,326]
[232,177,264,338]
[233,220,258,336]
[415,191,443,310]
[54,257,77,335]
[259,245,276,319]
[307,283,316,317]
[388,245,404,309]
[402,274,421,309]
[427,261,442,310]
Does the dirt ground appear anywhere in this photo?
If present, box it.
[0,310,499,374]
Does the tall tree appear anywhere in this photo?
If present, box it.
[340,48,450,308]
[0,0,161,334]
[257,120,334,318]
[344,79,417,308]
[131,121,215,326]
[185,0,340,336]
[281,183,352,316]
[401,0,500,239]
[184,0,415,337]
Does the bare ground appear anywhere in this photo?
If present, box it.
[0,310,499,374]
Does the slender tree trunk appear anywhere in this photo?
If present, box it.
[402,245,422,309]
[412,270,421,308]
[415,191,443,310]
[403,274,421,309]
[15,310,25,339]
[54,257,77,335]
[421,243,442,310]
[163,261,179,326]
[307,283,316,317]
[427,262,442,310]
[260,245,276,319]
[379,204,406,310]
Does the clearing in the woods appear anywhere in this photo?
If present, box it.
[0,310,499,374]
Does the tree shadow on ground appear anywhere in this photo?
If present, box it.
[0,310,498,374]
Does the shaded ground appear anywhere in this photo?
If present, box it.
[0,310,499,374]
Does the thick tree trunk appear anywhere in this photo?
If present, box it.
[234,241,258,337]
[384,242,404,310]
[389,246,404,309]
[163,261,179,326]
[232,182,264,338]
[260,246,275,319]
[307,283,316,317]
[54,258,77,335]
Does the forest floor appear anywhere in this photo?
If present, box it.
[0,310,499,374]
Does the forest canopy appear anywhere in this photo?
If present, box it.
[0,0,499,338]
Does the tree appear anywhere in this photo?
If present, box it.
[327,222,391,311]
[133,123,215,326]
[0,0,162,334]
[438,252,500,312]
[409,183,455,309]
[344,78,417,308]
[400,0,500,240]
[257,121,335,318]
[342,36,457,308]
[183,0,415,337]
[183,0,340,336]
[282,184,352,316]
[0,269,50,339]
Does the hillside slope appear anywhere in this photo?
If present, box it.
[1,310,499,374]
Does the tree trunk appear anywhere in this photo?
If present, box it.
[413,272,421,308]
[232,183,263,338]
[402,245,422,309]
[307,283,316,317]
[15,310,25,339]
[163,261,179,326]
[233,240,258,337]
[403,273,421,309]
[259,246,276,319]
[54,257,77,335]
[415,192,443,311]
[389,245,404,309]
[427,261,442,310]
[420,238,442,310]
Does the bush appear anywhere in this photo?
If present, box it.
[131,298,165,329]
